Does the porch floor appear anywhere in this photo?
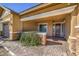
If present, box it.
[46,36,66,45]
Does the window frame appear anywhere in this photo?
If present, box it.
[38,23,48,33]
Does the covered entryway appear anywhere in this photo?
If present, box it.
[3,23,9,38]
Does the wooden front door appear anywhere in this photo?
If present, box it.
[53,23,65,37]
[55,24,61,37]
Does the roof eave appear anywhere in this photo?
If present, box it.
[20,3,53,15]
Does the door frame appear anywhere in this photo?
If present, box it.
[52,21,65,37]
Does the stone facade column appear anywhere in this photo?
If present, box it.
[75,4,79,56]
[68,5,77,55]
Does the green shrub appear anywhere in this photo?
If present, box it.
[20,32,41,46]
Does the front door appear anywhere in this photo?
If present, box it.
[55,24,61,37]
[53,23,65,37]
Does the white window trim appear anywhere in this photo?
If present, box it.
[38,23,48,33]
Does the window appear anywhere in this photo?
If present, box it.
[38,24,47,32]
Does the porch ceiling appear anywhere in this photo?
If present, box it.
[22,14,67,23]
[35,14,67,22]
[21,5,77,21]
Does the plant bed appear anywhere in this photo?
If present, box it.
[20,32,41,46]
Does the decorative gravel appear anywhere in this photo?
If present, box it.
[2,41,73,56]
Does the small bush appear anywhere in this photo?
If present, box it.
[20,32,41,46]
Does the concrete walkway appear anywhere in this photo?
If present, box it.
[0,36,11,56]
[1,41,74,56]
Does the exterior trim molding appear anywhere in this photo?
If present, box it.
[21,5,77,21]
[20,4,51,15]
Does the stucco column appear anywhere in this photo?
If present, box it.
[75,4,79,55]
[41,34,47,45]
[9,13,21,40]
[37,33,47,45]
[9,14,13,40]
[68,6,77,55]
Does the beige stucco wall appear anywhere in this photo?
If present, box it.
[65,14,71,40]
[12,13,21,32]
[22,19,53,36]
[10,13,21,40]
[22,21,37,31]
